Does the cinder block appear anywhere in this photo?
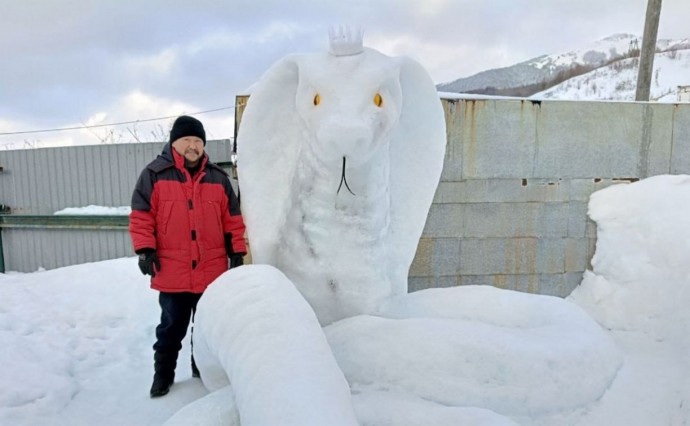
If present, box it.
[431,238,462,276]
[565,272,586,295]
[440,156,463,182]
[533,101,644,177]
[643,103,674,176]
[410,237,433,277]
[459,237,565,275]
[458,238,506,275]
[565,238,589,272]
[586,237,597,269]
[433,275,460,288]
[538,238,567,273]
[408,276,459,293]
[440,99,464,181]
[671,105,690,174]
[408,277,434,292]
[531,273,584,297]
[433,181,470,204]
[462,202,568,238]
[513,274,543,294]
[585,219,598,239]
[422,203,464,238]
[460,99,538,178]
[541,203,571,237]
[537,274,569,297]
[568,202,588,237]
[570,179,596,202]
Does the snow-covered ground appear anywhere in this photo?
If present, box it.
[1,174,689,425]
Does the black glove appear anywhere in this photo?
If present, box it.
[229,253,244,269]
[137,249,160,277]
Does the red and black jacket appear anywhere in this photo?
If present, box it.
[129,143,246,293]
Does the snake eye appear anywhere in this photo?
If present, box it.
[374,93,383,107]
[313,94,321,106]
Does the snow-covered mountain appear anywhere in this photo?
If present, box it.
[531,47,690,102]
[438,34,690,100]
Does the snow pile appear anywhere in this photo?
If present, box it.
[327,287,621,417]
[351,391,520,426]
[0,258,208,426]
[564,175,690,425]
[54,205,131,215]
[570,174,690,338]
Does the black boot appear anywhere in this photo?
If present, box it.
[151,351,177,398]
[150,372,174,398]
[191,355,200,378]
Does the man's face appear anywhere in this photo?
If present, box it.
[172,136,205,165]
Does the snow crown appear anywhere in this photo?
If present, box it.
[328,26,364,56]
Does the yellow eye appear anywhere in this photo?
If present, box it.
[374,93,383,107]
[313,94,320,106]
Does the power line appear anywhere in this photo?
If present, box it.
[0,105,235,136]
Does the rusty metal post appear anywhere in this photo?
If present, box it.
[234,95,250,142]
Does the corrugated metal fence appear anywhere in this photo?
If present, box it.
[0,139,235,272]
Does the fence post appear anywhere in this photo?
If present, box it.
[635,0,663,101]
[0,226,5,273]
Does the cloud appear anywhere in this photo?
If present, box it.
[0,0,688,148]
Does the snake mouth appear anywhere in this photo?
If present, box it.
[337,156,356,196]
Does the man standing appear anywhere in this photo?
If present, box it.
[129,115,246,398]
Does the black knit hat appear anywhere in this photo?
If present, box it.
[169,115,206,145]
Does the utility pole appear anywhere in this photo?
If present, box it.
[635,0,663,101]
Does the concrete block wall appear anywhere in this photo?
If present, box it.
[409,97,690,297]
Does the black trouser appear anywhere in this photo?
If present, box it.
[152,292,202,379]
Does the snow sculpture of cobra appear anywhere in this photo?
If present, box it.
[178,29,622,425]
[170,266,359,426]
[238,27,445,325]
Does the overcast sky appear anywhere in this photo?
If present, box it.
[1,0,689,149]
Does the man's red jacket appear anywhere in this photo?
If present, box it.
[129,144,246,293]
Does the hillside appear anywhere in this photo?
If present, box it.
[438,34,690,98]
[531,48,690,102]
